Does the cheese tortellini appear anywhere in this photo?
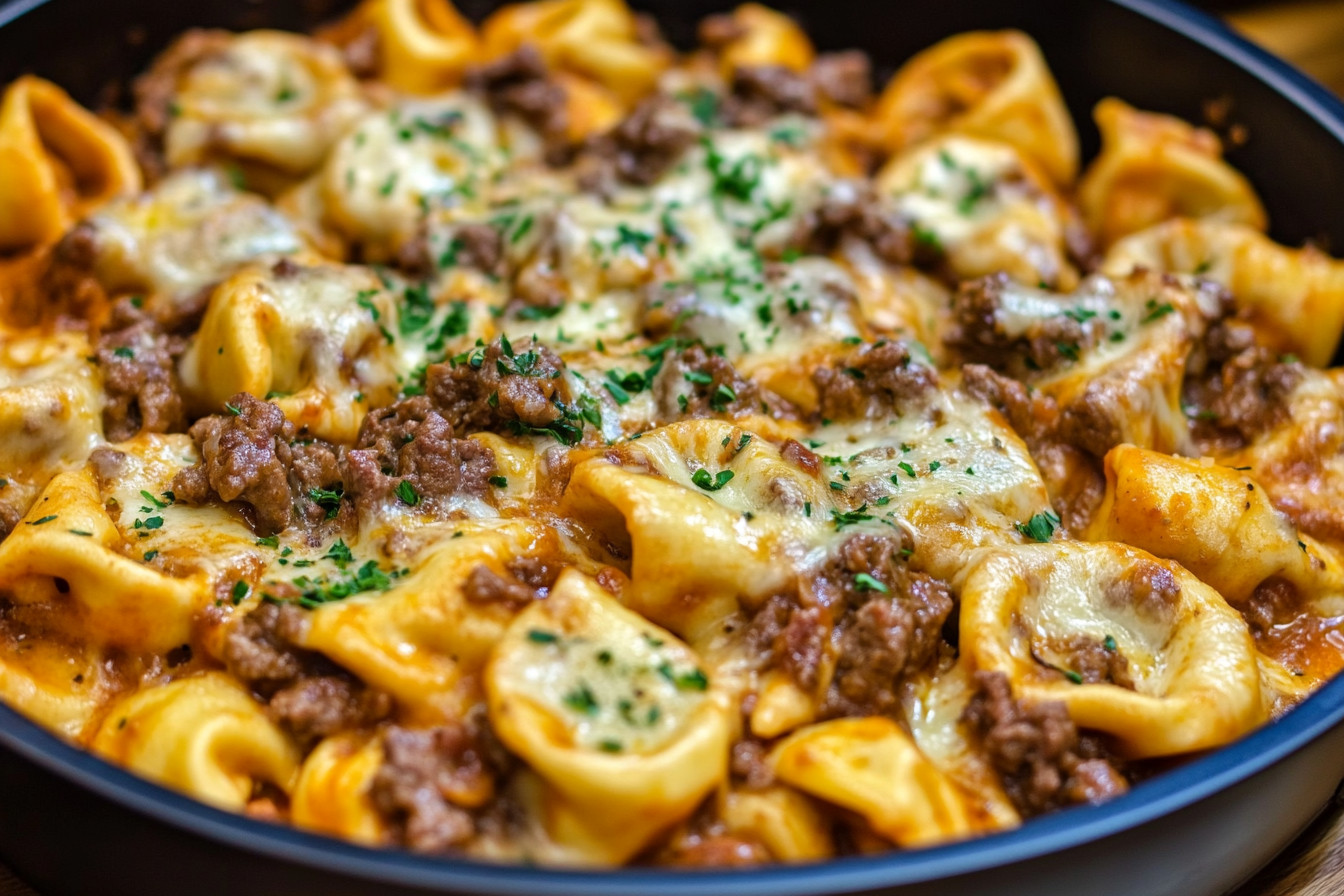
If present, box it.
[2,0,1344,874]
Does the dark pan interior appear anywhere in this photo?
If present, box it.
[2,1,1344,895]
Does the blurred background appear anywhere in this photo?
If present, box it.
[1210,0,1344,94]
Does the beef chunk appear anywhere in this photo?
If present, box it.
[1051,634,1134,689]
[370,722,499,853]
[96,298,187,442]
[653,344,769,419]
[426,337,575,437]
[461,556,559,607]
[947,274,1093,376]
[170,392,343,534]
[1185,337,1302,451]
[576,93,700,193]
[729,739,775,790]
[812,340,938,420]
[722,65,816,127]
[466,47,567,143]
[343,396,496,516]
[1244,577,1301,635]
[960,363,1056,443]
[267,675,393,748]
[818,534,953,716]
[222,602,391,746]
[720,52,873,127]
[788,181,912,264]
[808,51,873,108]
[962,670,1127,816]
[220,600,310,688]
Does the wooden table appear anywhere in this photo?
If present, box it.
[3,2,1344,895]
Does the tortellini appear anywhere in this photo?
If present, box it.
[770,717,978,847]
[91,673,299,810]
[1104,218,1344,367]
[486,569,732,864]
[164,31,369,175]
[1078,98,1266,248]
[960,541,1266,757]
[872,30,1078,186]
[0,76,140,251]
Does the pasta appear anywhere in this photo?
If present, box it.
[2,0,1344,870]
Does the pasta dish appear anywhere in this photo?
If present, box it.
[1,0,1343,867]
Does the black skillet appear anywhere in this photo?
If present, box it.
[1,1,1344,894]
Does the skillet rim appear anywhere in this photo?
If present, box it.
[1,0,1344,892]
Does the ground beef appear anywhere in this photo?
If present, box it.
[947,273,1093,376]
[653,344,766,419]
[95,298,187,442]
[808,51,873,108]
[511,218,567,313]
[267,675,392,748]
[721,65,816,127]
[461,556,559,607]
[466,47,567,143]
[1244,577,1301,635]
[342,396,496,516]
[426,337,573,437]
[962,670,1128,816]
[812,340,938,421]
[454,223,506,276]
[787,181,912,265]
[1052,634,1134,688]
[780,438,821,476]
[960,363,1055,444]
[729,739,775,790]
[1185,339,1302,451]
[1054,377,1129,459]
[720,52,873,127]
[816,534,953,717]
[0,502,19,542]
[222,602,391,747]
[743,533,952,715]
[401,222,507,281]
[576,93,700,193]
[1104,558,1181,623]
[664,834,771,867]
[37,222,108,325]
[370,722,500,853]
[220,601,310,688]
[170,392,344,535]
[338,23,382,79]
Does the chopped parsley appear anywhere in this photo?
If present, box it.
[563,683,600,715]
[1016,510,1061,543]
[308,486,344,519]
[488,475,508,488]
[831,505,874,530]
[853,573,889,593]
[657,662,709,691]
[691,468,734,491]
[527,629,559,644]
[323,539,354,568]
[395,480,420,506]
[231,581,250,604]
[1141,299,1176,323]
